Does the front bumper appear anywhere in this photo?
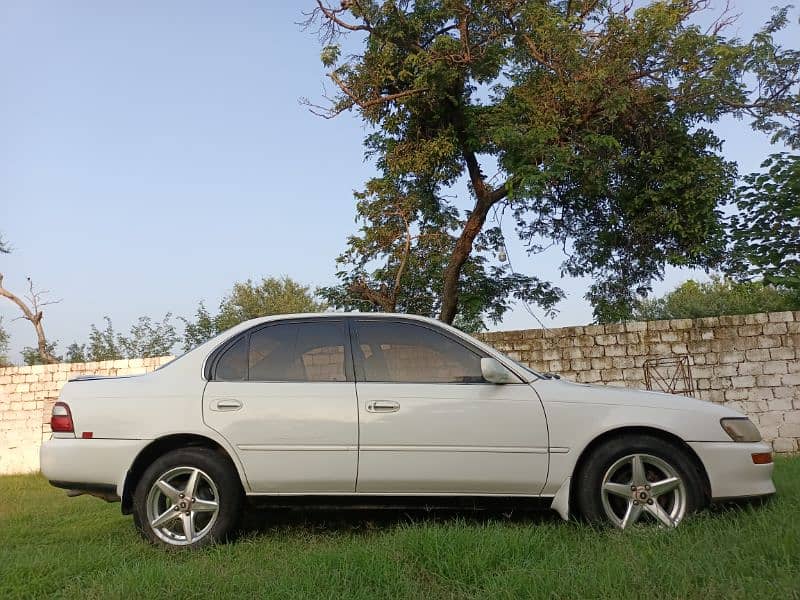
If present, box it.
[40,437,149,498]
[688,441,776,500]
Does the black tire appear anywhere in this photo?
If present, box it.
[132,447,243,549]
[574,434,707,528]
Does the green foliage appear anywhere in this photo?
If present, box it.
[729,153,800,291]
[21,340,60,366]
[63,342,87,363]
[318,178,563,331]
[182,277,326,350]
[309,1,800,323]
[0,318,10,367]
[86,317,124,361]
[64,314,180,362]
[631,277,800,322]
[118,315,179,359]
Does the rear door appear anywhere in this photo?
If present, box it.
[352,319,549,495]
[203,319,358,493]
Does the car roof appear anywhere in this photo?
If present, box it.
[234,312,443,328]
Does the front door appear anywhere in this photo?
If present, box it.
[352,319,549,495]
[203,319,358,493]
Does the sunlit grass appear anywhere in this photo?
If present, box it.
[1,457,798,599]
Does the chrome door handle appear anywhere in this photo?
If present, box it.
[211,398,243,411]
[367,400,400,413]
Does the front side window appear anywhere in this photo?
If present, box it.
[354,320,484,383]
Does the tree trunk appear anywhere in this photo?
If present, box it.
[438,145,507,324]
[439,199,492,324]
[0,274,59,364]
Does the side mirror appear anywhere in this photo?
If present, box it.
[481,357,519,384]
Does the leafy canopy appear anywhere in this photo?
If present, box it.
[631,276,800,322]
[729,153,800,291]
[0,318,10,367]
[182,276,326,350]
[308,0,800,323]
[49,314,180,364]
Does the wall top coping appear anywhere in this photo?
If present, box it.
[476,310,798,341]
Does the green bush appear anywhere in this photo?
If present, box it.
[632,277,800,321]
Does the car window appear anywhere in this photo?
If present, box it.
[248,321,348,382]
[215,337,248,381]
[355,321,484,383]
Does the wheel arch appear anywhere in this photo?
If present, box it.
[568,425,712,515]
[120,433,245,514]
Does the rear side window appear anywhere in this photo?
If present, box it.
[354,321,484,383]
[212,321,349,382]
[215,337,247,381]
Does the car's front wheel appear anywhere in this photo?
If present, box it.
[132,447,242,548]
[574,434,706,529]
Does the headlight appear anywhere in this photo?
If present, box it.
[720,418,762,442]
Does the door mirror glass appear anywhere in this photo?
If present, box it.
[481,357,519,384]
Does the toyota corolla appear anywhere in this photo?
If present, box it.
[40,313,775,548]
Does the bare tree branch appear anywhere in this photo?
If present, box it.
[0,273,59,364]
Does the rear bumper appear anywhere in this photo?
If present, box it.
[688,441,776,500]
[40,437,149,498]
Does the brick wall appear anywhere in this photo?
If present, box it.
[0,357,173,475]
[1,311,798,476]
[477,311,800,453]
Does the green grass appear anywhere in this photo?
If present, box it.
[1,458,799,600]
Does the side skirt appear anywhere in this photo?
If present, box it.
[246,494,555,512]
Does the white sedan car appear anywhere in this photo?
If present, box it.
[41,313,775,548]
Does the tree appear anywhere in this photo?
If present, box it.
[182,277,327,350]
[0,274,60,364]
[85,317,123,361]
[62,314,180,363]
[728,153,800,291]
[0,318,10,367]
[318,177,563,331]
[306,1,800,323]
[630,277,799,322]
[21,340,61,366]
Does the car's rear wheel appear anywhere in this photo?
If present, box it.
[574,434,706,529]
[132,447,242,548]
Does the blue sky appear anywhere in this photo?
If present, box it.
[1,1,797,361]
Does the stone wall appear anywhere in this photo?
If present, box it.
[477,311,800,453]
[1,310,798,475]
[0,357,173,475]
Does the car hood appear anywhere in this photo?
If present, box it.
[538,377,740,418]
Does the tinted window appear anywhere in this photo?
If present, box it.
[355,321,484,383]
[248,321,347,382]
[215,337,247,381]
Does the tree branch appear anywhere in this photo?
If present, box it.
[0,273,59,364]
[329,72,427,112]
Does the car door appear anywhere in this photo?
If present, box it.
[352,319,549,495]
[203,318,358,493]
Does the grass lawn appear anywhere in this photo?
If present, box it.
[1,457,798,600]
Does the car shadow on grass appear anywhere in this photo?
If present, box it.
[235,494,775,537]
[238,499,563,536]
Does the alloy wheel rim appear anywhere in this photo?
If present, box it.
[145,466,220,545]
[600,453,687,529]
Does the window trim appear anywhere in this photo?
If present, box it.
[205,318,354,383]
[350,317,520,385]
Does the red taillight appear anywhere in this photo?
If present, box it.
[51,402,74,433]
[752,452,773,465]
